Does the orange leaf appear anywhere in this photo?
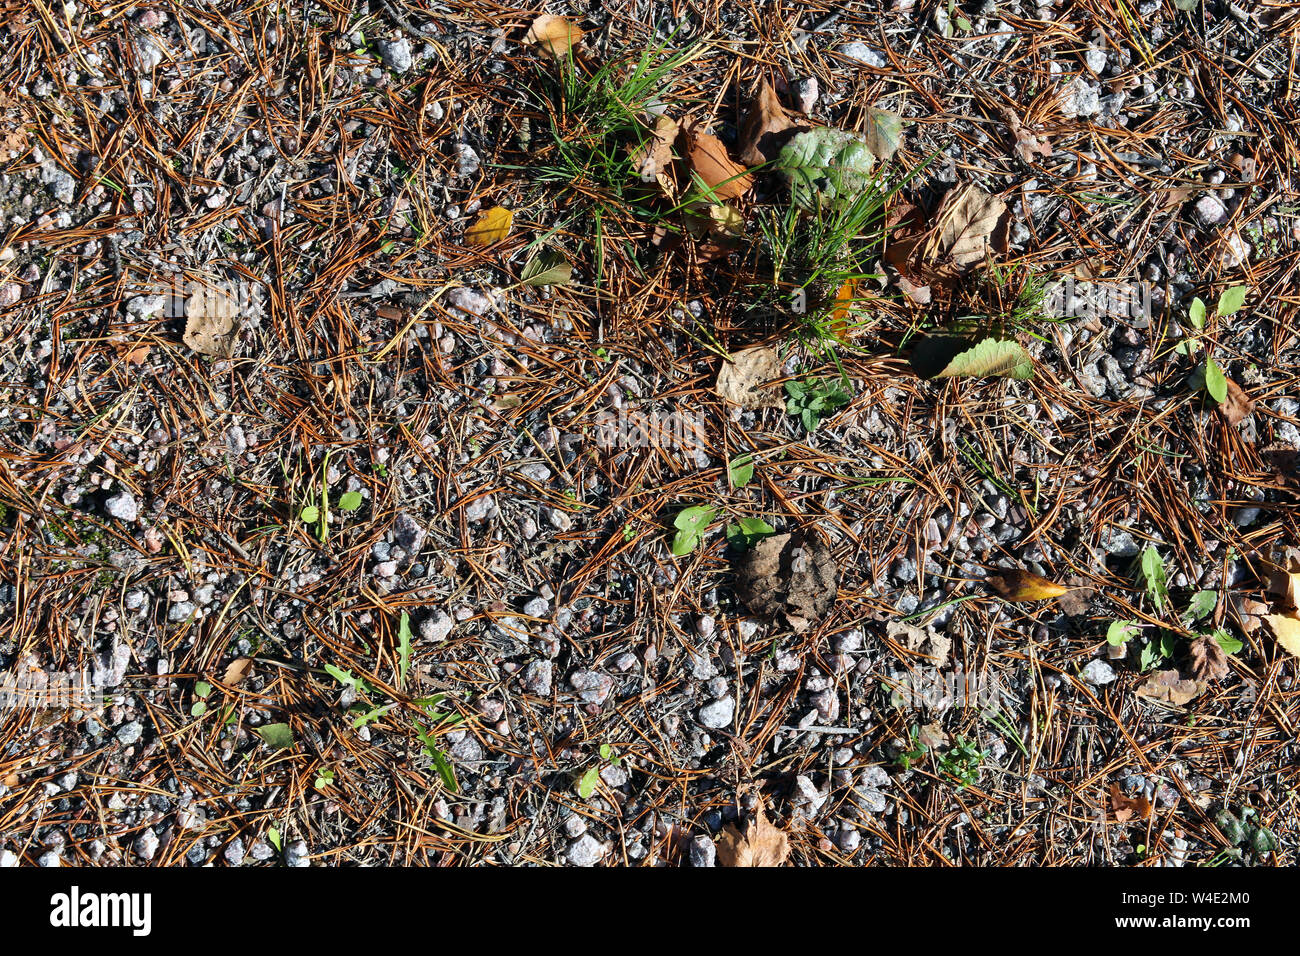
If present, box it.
[716,803,790,866]
[524,15,582,57]
[1109,782,1153,823]
[685,127,752,202]
[464,206,513,247]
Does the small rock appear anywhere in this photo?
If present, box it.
[453,143,480,176]
[116,720,143,746]
[839,42,886,68]
[523,660,553,696]
[1193,194,1228,228]
[105,492,139,522]
[284,839,310,867]
[223,837,245,866]
[1081,659,1117,686]
[569,670,613,705]
[689,835,716,867]
[419,610,454,643]
[0,849,17,867]
[566,833,606,867]
[793,76,819,113]
[698,695,734,729]
[378,37,413,73]
[133,829,159,861]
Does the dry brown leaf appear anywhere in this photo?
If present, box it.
[1136,669,1204,706]
[464,206,513,247]
[1217,379,1255,426]
[1261,444,1299,487]
[1109,782,1153,823]
[715,346,782,409]
[222,657,253,686]
[1264,611,1300,659]
[716,803,790,867]
[987,568,1072,602]
[182,287,237,357]
[1267,555,1300,610]
[886,619,950,667]
[925,184,1008,277]
[684,126,753,202]
[1189,634,1230,682]
[737,79,801,166]
[736,532,839,631]
[0,95,29,159]
[628,114,679,197]
[524,14,583,57]
[1000,107,1052,164]
[1057,585,1095,618]
[917,721,949,749]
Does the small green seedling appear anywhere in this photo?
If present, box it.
[937,736,986,788]
[191,680,212,717]
[670,505,715,556]
[785,377,853,433]
[313,767,335,790]
[577,743,623,799]
[266,827,282,852]
[896,726,929,771]
[728,453,754,489]
[1178,286,1247,406]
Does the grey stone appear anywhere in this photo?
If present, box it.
[1081,659,1117,685]
[698,695,734,729]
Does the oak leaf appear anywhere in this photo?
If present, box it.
[716,804,790,867]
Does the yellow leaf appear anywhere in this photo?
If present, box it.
[706,204,744,236]
[716,803,790,867]
[524,15,582,57]
[987,569,1071,602]
[1264,612,1300,658]
[464,206,513,247]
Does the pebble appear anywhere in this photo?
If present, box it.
[133,829,159,861]
[284,839,310,867]
[839,42,886,68]
[444,287,494,317]
[0,849,17,867]
[1193,194,1228,228]
[566,833,606,867]
[116,721,143,745]
[453,143,481,176]
[1081,659,1117,685]
[223,837,245,866]
[419,610,454,642]
[523,660,553,696]
[689,835,716,867]
[793,76,819,113]
[1058,77,1101,117]
[698,696,734,729]
[379,37,413,73]
[105,491,139,522]
[569,670,613,705]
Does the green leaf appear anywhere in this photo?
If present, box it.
[1107,620,1139,646]
[520,249,574,287]
[1216,284,1247,317]
[1140,547,1168,610]
[673,506,715,535]
[1186,589,1218,622]
[398,611,412,688]
[577,766,600,799]
[338,490,363,512]
[599,743,612,761]
[914,336,1034,380]
[776,128,877,212]
[299,505,319,524]
[413,720,458,792]
[1188,296,1206,330]
[1173,338,1201,356]
[267,827,282,851]
[1173,0,1198,8]
[728,454,754,488]
[194,680,212,699]
[1213,628,1244,655]
[1204,357,1228,403]
[190,701,207,717]
[1251,825,1278,854]
[726,517,777,549]
[670,529,700,556]
[256,722,295,750]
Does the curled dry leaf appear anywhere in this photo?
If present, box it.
[1264,612,1300,658]
[716,803,790,867]
[1109,782,1153,823]
[222,657,253,686]
[715,346,783,409]
[917,722,949,749]
[1217,379,1255,426]
[987,569,1071,602]
[886,619,950,667]
[736,532,839,632]
[738,79,802,166]
[1000,107,1051,164]
[524,14,582,57]
[628,114,679,197]
[1261,444,1299,487]
[183,286,237,357]
[1135,669,1204,706]
[1189,634,1230,681]
[863,107,903,163]
[464,206,513,246]
[924,184,1009,278]
[684,126,753,202]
